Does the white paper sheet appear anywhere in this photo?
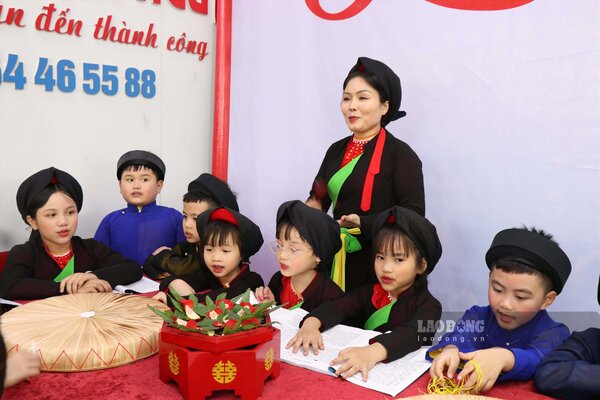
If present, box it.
[114,276,160,294]
[269,307,430,396]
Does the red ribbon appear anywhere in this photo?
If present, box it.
[360,128,386,212]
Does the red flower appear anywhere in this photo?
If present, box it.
[180,299,201,320]
[186,320,197,329]
[216,299,234,310]
[240,302,256,312]
[224,319,237,329]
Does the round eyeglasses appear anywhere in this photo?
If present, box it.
[269,241,309,259]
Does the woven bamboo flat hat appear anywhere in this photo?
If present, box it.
[1,293,168,372]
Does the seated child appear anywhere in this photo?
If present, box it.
[428,227,572,393]
[94,150,185,265]
[0,167,143,300]
[255,200,343,311]
[534,275,600,400]
[143,173,239,279]
[289,206,443,381]
[154,206,264,302]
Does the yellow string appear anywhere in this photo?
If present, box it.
[426,360,483,395]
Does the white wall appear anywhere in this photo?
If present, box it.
[0,0,216,247]
[228,0,599,312]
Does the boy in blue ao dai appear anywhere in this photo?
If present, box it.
[427,227,572,393]
[94,150,184,265]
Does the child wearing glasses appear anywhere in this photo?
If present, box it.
[153,206,263,302]
[288,206,442,381]
[255,200,343,311]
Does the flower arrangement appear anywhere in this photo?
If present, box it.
[149,289,278,336]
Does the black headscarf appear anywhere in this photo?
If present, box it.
[117,150,166,181]
[347,57,406,126]
[188,173,239,211]
[16,167,83,222]
[276,200,342,272]
[372,206,442,274]
[196,207,263,262]
[485,228,572,294]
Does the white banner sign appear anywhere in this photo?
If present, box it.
[0,0,216,245]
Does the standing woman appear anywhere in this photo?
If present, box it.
[307,57,425,293]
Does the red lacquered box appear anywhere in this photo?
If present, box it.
[159,324,280,400]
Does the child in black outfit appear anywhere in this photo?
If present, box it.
[0,167,142,300]
[255,200,343,311]
[143,173,238,279]
[288,206,442,381]
[154,206,263,302]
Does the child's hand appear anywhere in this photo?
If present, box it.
[254,286,274,302]
[168,279,195,296]
[152,291,167,303]
[152,246,171,255]
[286,316,323,356]
[60,272,96,294]
[337,214,360,228]
[4,350,41,388]
[330,343,387,381]
[430,345,460,380]
[456,348,515,393]
[77,278,112,293]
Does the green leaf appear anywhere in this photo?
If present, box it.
[198,318,216,328]
[215,292,227,301]
[240,324,256,331]
[148,305,173,324]
[250,301,273,316]
[241,289,251,303]
[169,287,186,302]
[230,291,244,303]
[194,302,208,316]
[204,295,216,310]
[174,309,187,320]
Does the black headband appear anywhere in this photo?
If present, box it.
[196,207,263,262]
[276,200,341,273]
[188,173,239,211]
[372,206,442,274]
[117,150,165,181]
[348,57,405,126]
[16,167,83,222]
[486,228,571,294]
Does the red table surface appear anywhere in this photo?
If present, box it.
[3,353,556,400]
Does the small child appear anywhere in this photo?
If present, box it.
[94,150,185,265]
[255,200,343,311]
[0,167,143,300]
[154,206,264,302]
[288,206,442,381]
[428,227,572,393]
[534,275,600,400]
[143,173,239,279]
